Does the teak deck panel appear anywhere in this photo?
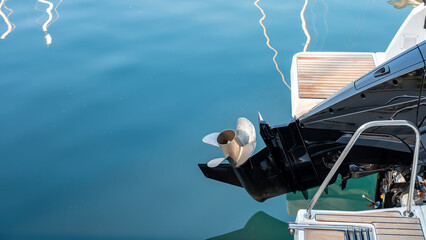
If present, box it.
[297,52,376,99]
[305,229,344,240]
[315,214,420,224]
[311,212,424,239]
[376,235,424,240]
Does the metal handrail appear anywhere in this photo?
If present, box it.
[306,120,420,219]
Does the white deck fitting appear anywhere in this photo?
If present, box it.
[385,4,426,61]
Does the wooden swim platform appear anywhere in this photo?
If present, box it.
[296,52,376,99]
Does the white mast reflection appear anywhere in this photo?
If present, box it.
[0,0,14,39]
[254,0,291,90]
[36,0,61,45]
[319,0,328,50]
[300,0,311,52]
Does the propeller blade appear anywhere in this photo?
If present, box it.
[236,118,256,146]
[235,141,256,167]
[202,132,220,147]
[207,157,227,168]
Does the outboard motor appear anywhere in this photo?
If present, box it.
[200,115,328,202]
[199,41,426,202]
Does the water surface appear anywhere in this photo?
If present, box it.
[0,0,414,239]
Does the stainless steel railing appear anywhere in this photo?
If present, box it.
[306,120,420,219]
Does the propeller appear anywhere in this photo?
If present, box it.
[203,117,257,168]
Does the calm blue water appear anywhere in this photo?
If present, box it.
[0,0,413,239]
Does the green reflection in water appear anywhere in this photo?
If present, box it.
[287,174,377,215]
[209,173,378,239]
[208,211,293,240]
